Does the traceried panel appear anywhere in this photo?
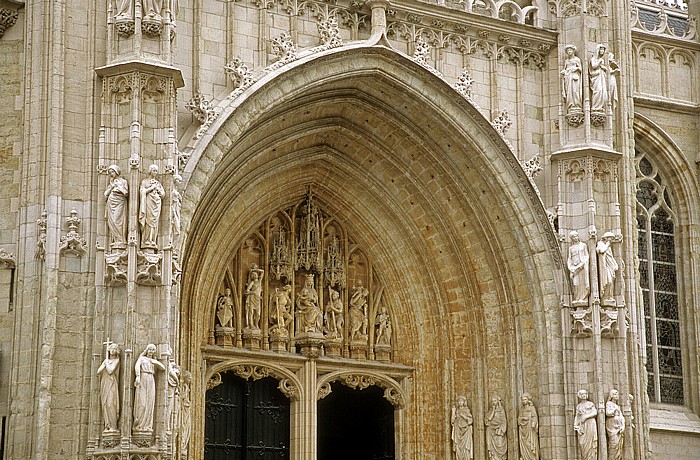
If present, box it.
[209,188,393,362]
[635,152,684,405]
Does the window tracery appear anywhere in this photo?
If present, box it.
[635,153,684,405]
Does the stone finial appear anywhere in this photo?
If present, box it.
[59,209,88,257]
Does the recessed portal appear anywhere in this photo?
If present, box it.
[317,383,395,460]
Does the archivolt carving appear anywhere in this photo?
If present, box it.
[206,361,302,400]
[316,371,405,407]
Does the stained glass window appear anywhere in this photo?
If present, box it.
[635,153,684,405]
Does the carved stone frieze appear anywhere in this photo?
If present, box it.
[600,306,619,337]
[105,251,128,286]
[136,250,162,285]
[571,306,593,336]
[59,209,88,258]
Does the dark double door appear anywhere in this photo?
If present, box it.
[205,373,290,459]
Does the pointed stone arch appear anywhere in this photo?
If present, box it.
[178,44,566,458]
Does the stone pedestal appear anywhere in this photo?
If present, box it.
[324,338,342,358]
[215,326,234,347]
[269,331,289,352]
[349,339,368,360]
[100,431,120,449]
[295,332,324,358]
[374,344,391,362]
[132,430,154,448]
[242,328,262,350]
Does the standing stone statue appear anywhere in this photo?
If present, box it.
[324,287,344,339]
[608,53,620,111]
[518,393,540,460]
[270,285,293,335]
[104,164,129,249]
[451,395,473,460]
[133,344,166,435]
[142,0,162,19]
[574,389,598,460]
[485,395,508,460]
[296,274,322,333]
[166,361,180,433]
[139,164,165,249]
[171,174,182,246]
[596,232,618,305]
[115,0,134,20]
[589,44,609,113]
[244,265,264,330]
[97,342,121,433]
[180,371,192,458]
[606,388,625,460]
[374,306,391,346]
[561,45,583,115]
[349,280,369,341]
[216,288,234,328]
[568,230,590,306]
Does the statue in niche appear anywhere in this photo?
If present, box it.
[348,280,369,341]
[180,371,192,458]
[97,342,121,433]
[518,393,540,460]
[166,361,180,433]
[244,265,264,330]
[574,389,598,460]
[133,344,166,434]
[374,306,392,346]
[296,274,322,333]
[171,174,182,246]
[606,388,625,460]
[451,395,473,460]
[485,395,507,460]
[560,45,583,116]
[139,164,165,250]
[216,288,234,328]
[115,0,134,20]
[270,285,293,335]
[596,232,618,305]
[324,287,344,339]
[589,44,609,113]
[104,164,129,249]
[608,53,620,111]
[142,0,162,20]
[567,230,590,306]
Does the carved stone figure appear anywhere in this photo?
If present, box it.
[139,164,165,249]
[568,230,590,306]
[133,344,166,435]
[171,174,182,245]
[104,164,129,249]
[606,389,625,460]
[180,371,192,458]
[244,265,264,330]
[589,44,609,113]
[375,306,391,346]
[142,0,162,19]
[270,285,293,335]
[485,395,508,460]
[296,274,322,333]
[97,342,121,433]
[518,393,540,460]
[324,287,344,339]
[451,395,473,460]
[216,288,234,328]
[561,45,583,115]
[574,389,598,460]
[167,361,180,433]
[596,232,618,305]
[115,0,134,20]
[349,280,369,341]
[608,52,620,111]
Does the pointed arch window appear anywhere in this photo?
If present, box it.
[635,153,684,405]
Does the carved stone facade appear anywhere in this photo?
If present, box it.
[1,0,700,459]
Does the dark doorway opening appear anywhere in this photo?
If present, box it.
[204,372,290,460]
[317,383,395,460]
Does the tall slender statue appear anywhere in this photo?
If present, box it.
[133,344,166,434]
[606,389,625,460]
[574,389,598,460]
[166,361,180,433]
[142,0,162,19]
[349,280,369,340]
[97,342,121,433]
[451,396,473,460]
[589,44,609,113]
[518,393,540,460]
[171,174,182,246]
[561,45,583,115]
[324,287,344,339]
[180,371,192,458]
[270,285,293,335]
[216,288,234,328]
[115,0,134,20]
[608,53,620,111]
[596,232,618,305]
[568,231,590,306]
[244,265,264,330]
[485,395,508,460]
[375,306,392,346]
[104,165,128,249]
[139,164,165,249]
